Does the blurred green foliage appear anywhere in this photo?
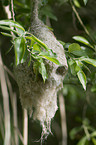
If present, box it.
[0,0,96,145]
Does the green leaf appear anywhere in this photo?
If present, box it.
[68,59,82,75]
[26,34,49,51]
[14,37,26,65]
[70,127,82,140]
[80,57,96,67]
[92,138,96,145]
[21,44,29,63]
[68,59,77,76]
[26,36,35,47]
[1,32,15,38]
[73,36,90,46]
[0,25,20,35]
[33,44,41,52]
[73,0,81,8]
[33,61,39,76]
[75,64,81,73]
[39,52,60,65]
[31,35,49,51]
[77,136,87,145]
[83,0,88,5]
[68,43,81,52]
[91,131,96,138]
[39,60,48,82]
[77,70,87,90]
[0,20,25,32]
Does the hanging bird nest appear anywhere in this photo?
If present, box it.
[14,0,68,140]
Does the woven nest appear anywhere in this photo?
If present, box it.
[14,7,68,140]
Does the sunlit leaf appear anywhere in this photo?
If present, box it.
[80,57,96,67]
[77,70,86,90]
[33,44,41,52]
[39,60,48,82]
[73,0,81,8]
[21,44,29,63]
[83,0,88,5]
[75,64,81,73]
[0,25,19,35]
[14,37,26,65]
[1,32,15,38]
[92,138,96,145]
[31,35,49,51]
[91,131,96,138]
[26,34,49,51]
[0,20,25,32]
[73,36,91,46]
[39,52,60,65]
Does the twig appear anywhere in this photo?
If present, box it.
[70,0,95,44]
[0,60,15,80]
[0,52,11,145]
[11,0,15,21]
[3,5,15,37]
[14,127,24,144]
[59,92,67,145]
[23,109,28,145]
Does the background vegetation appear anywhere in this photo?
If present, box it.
[0,0,96,145]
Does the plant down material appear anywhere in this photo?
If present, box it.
[14,0,68,140]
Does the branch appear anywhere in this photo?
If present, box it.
[30,0,39,22]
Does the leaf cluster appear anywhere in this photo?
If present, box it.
[70,118,96,145]
[61,36,96,90]
[0,20,60,82]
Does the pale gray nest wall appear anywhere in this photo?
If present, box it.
[14,17,68,136]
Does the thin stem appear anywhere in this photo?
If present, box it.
[14,127,24,144]
[3,2,15,37]
[59,93,67,145]
[11,0,15,21]
[83,125,90,140]
[70,0,95,45]
[0,60,15,80]
[23,109,28,145]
